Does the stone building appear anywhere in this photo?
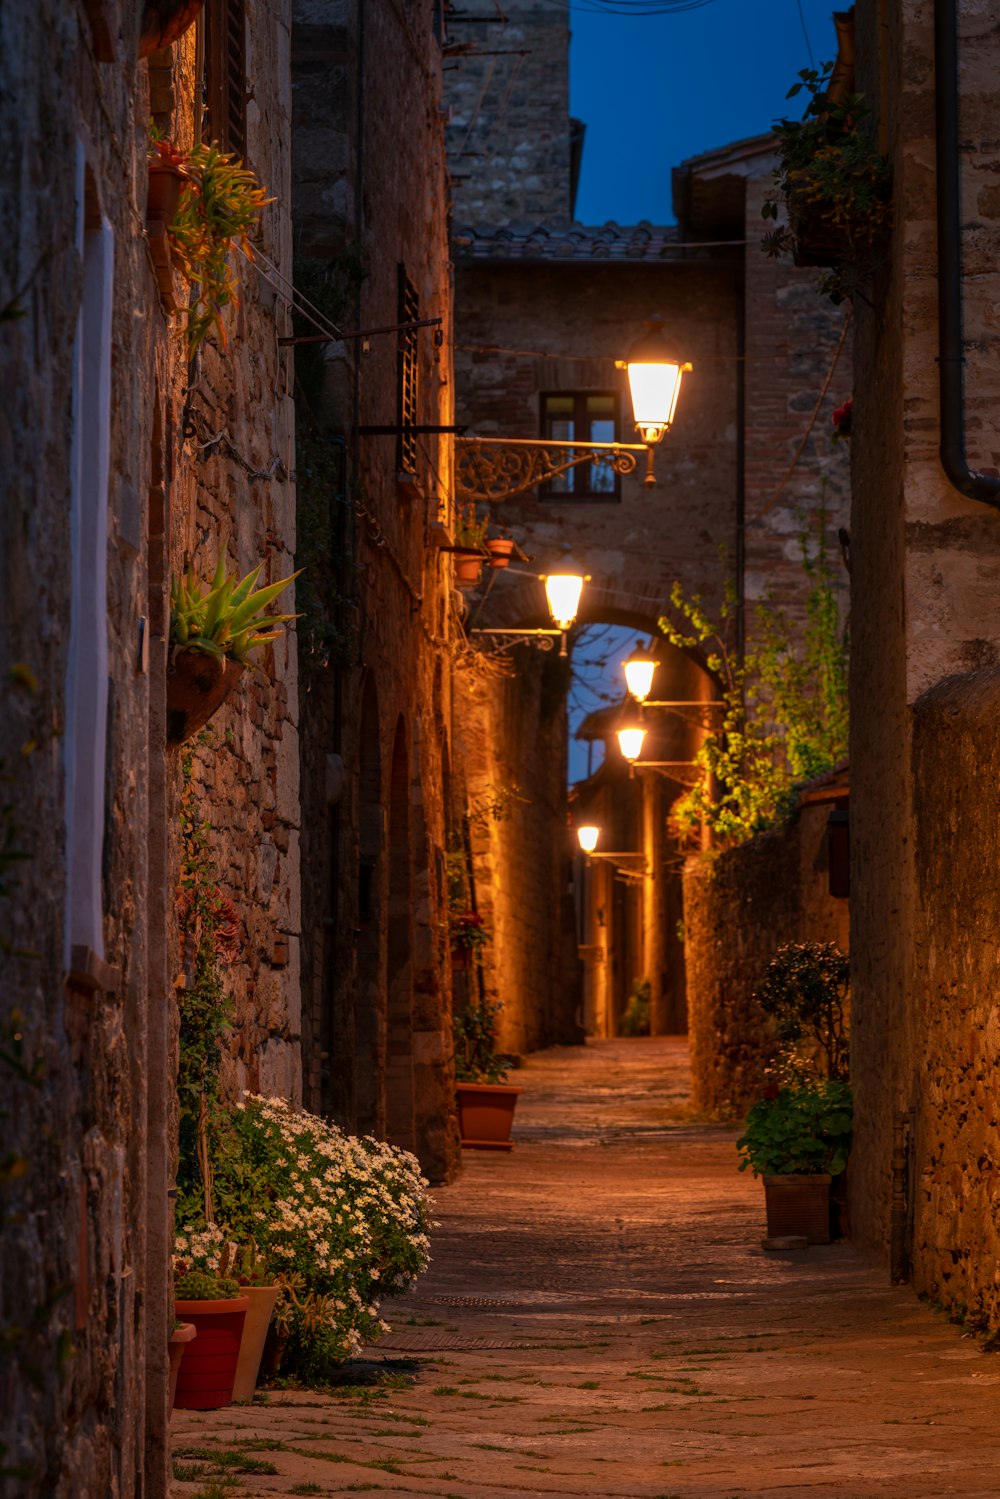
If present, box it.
[290,0,462,1182]
[445,6,853,1041]
[0,2,298,1492]
[848,0,1000,1322]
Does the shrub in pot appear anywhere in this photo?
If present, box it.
[173,1269,249,1410]
[737,1078,853,1244]
[453,998,522,1150]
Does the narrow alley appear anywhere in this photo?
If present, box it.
[172,1040,1000,1499]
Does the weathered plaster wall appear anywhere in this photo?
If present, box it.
[911,670,1000,1324]
[291,0,461,1182]
[683,807,849,1117]
[849,0,1000,1283]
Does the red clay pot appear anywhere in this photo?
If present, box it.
[762,1173,832,1244]
[453,555,484,588]
[166,651,245,744]
[486,538,515,569]
[455,1082,523,1151]
[173,1295,249,1410]
[168,1322,197,1415]
[146,161,186,226]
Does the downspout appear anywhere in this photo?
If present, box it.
[934,0,1000,507]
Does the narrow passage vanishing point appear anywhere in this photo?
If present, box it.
[172,1039,1000,1498]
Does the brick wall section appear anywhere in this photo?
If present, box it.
[291,0,462,1182]
[911,669,1000,1325]
[446,0,572,225]
[849,0,1000,1293]
[683,806,849,1117]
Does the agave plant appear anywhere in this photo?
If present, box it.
[170,553,300,663]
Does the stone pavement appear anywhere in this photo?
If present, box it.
[172,1038,1000,1499]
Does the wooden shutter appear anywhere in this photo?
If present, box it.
[204,0,246,159]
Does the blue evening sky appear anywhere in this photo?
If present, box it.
[571,0,840,226]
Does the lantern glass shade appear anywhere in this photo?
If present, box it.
[625,316,687,445]
[577,825,600,853]
[544,572,585,631]
[623,652,657,703]
[617,726,646,762]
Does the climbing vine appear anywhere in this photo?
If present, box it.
[659,513,848,848]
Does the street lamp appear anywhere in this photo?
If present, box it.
[543,570,586,632]
[469,565,587,657]
[623,644,658,704]
[617,724,647,762]
[623,315,690,452]
[576,825,600,853]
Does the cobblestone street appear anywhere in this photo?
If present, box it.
[172,1039,1000,1498]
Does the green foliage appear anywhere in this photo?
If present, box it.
[659,515,848,848]
[453,999,509,1084]
[620,978,651,1037]
[467,781,530,833]
[454,502,488,550]
[737,1078,852,1177]
[175,1269,242,1301]
[162,138,274,352]
[170,551,299,663]
[754,942,850,1083]
[449,908,487,954]
[762,62,892,304]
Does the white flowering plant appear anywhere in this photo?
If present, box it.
[175,1094,432,1377]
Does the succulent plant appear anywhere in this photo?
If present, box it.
[174,1269,242,1300]
[170,552,300,664]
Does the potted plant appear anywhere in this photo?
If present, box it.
[172,1269,249,1410]
[485,533,516,569]
[453,998,523,1150]
[737,1078,853,1243]
[168,1319,197,1415]
[754,941,850,1085]
[160,140,273,351]
[453,504,488,587]
[167,551,299,743]
[225,1242,281,1404]
[449,907,487,972]
[762,62,892,304]
[146,131,189,227]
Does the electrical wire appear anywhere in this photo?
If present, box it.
[795,0,815,67]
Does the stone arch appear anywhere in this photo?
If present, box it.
[354,673,384,1136]
[385,714,415,1151]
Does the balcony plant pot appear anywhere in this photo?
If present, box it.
[173,1293,249,1410]
[166,650,245,744]
[486,538,515,569]
[455,1081,523,1151]
[762,1173,832,1245]
[453,555,484,588]
[231,1284,280,1403]
[146,161,185,226]
[168,1322,197,1415]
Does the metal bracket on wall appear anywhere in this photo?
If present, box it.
[456,435,653,504]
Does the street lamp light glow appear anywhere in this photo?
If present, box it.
[576,825,600,853]
[623,649,657,703]
[617,725,646,762]
[625,316,690,447]
[544,572,585,631]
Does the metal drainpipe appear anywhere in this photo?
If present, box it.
[934,0,1000,506]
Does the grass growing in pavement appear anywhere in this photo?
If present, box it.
[174,1446,278,1475]
[290,1486,325,1496]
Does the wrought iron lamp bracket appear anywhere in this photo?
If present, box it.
[457,435,653,504]
[467,626,564,657]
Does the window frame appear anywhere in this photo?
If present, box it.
[203,0,247,161]
[539,389,622,502]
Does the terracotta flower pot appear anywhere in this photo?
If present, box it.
[173,1294,249,1410]
[146,161,186,226]
[453,555,484,588]
[168,1322,197,1415]
[231,1284,280,1403]
[486,538,515,569]
[166,651,245,744]
[455,1081,523,1151]
[762,1173,832,1244]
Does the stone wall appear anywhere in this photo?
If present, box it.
[453,646,582,1057]
[911,670,1000,1324]
[0,3,298,1492]
[683,805,849,1117]
[291,0,461,1182]
[848,0,1000,1288]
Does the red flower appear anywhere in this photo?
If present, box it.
[763,1082,781,1100]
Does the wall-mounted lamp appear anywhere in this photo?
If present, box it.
[576,825,601,853]
[456,318,691,502]
[617,723,647,762]
[469,567,588,658]
[623,645,657,703]
[574,823,648,880]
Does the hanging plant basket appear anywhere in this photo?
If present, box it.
[486,538,515,570]
[166,651,245,745]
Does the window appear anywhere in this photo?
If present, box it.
[204,0,247,159]
[397,267,420,475]
[540,391,620,501]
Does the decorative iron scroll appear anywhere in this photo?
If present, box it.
[468,628,559,657]
[456,436,643,504]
